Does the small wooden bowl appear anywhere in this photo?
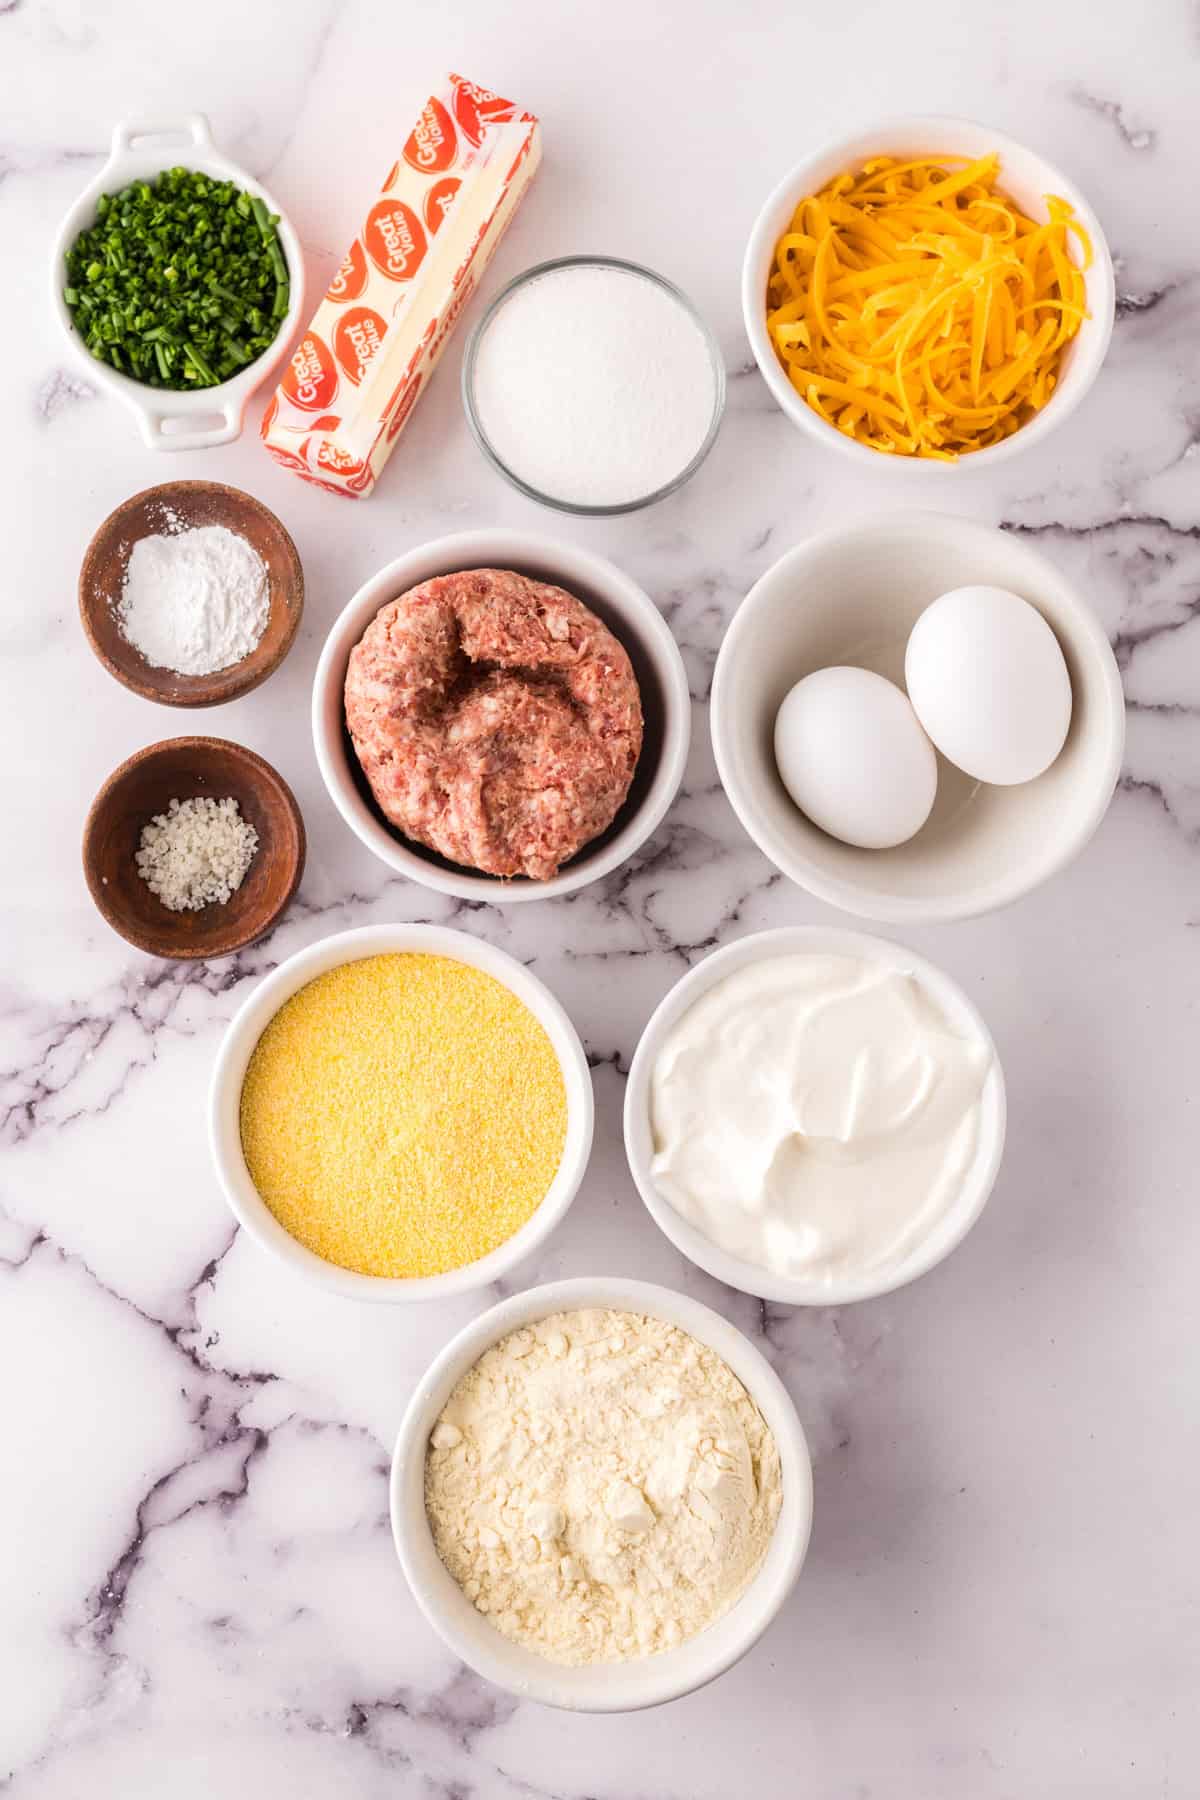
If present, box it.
[79,481,304,707]
[83,737,306,959]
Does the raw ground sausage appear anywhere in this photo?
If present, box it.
[344,568,644,880]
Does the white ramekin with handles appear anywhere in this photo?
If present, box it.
[209,923,593,1302]
[391,1276,813,1711]
[742,115,1115,471]
[51,114,305,451]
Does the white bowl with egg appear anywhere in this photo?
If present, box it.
[624,927,1006,1307]
[390,1276,813,1711]
[711,512,1125,922]
[208,923,593,1302]
[742,116,1114,470]
[312,530,691,903]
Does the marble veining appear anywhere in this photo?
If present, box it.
[1068,89,1157,152]
[3,1,1199,1795]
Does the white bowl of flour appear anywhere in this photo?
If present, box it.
[391,1277,812,1711]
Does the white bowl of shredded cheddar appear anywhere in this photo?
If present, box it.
[391,1277,813,1710]
[743,116,1114,466]
[209,924,593,1300]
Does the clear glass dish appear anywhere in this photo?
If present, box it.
[461,254,726,517]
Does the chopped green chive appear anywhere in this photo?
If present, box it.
[62,166,290,390]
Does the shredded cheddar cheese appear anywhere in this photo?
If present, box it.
[766,154,1092,459]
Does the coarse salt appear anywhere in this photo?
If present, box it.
[469,263,720,508]
[118,525,269,677]
[136,796,258,912]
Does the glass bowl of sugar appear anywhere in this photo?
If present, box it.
[462,255,726,516]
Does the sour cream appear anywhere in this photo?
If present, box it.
[648,954,992,1284]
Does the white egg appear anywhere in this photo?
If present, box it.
[905,586,1073,786]
[773,667,938,850]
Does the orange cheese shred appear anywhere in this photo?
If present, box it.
[766,154,1092,458]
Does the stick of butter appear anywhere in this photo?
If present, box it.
[261,74,541,499]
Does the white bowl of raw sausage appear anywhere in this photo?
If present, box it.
[312,531,692,902]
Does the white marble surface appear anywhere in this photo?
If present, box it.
[2,2,1198,1794]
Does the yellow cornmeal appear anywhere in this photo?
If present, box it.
[239,953,568,1278]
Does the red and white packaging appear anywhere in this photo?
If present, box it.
[261,74,541,499]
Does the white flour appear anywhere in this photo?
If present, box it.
[470,264,719,507]
[424,1307,782,1665]
[118,524,269,676]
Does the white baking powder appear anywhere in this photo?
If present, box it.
[470,264,719,508]
[118,524,270,676]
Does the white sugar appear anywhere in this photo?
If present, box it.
[471,264,719,508]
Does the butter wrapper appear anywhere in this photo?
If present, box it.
[261,73,541,498]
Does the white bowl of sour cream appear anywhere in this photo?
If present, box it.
[624,927,1006,1305]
